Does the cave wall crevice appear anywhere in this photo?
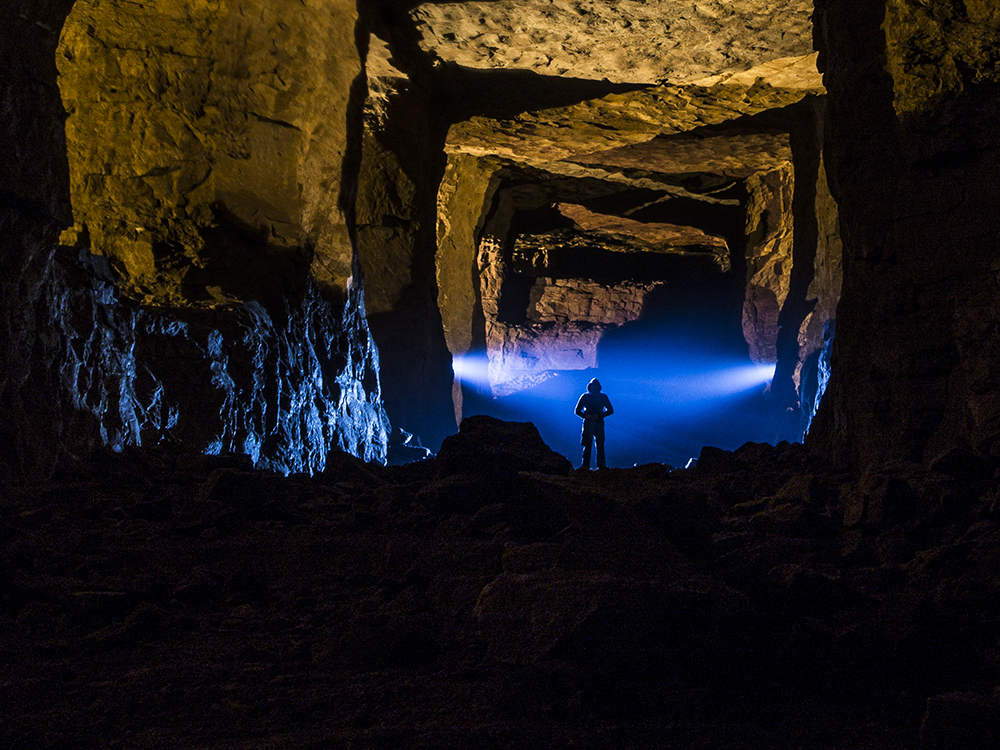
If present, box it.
[356,14,462,451]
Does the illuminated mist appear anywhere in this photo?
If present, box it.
[455,294,806,468]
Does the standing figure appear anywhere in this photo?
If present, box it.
[574,378,614,469]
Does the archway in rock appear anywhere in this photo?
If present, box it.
[358,0,845,462]
[4,0,996,477]
[434,87,841,466]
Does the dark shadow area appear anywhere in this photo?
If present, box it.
[622,195,744,242]
[772,96,825,408]
[543,238,724,285]
[667,96,824,141]
[439,64,651,123]
[180,208,314,313]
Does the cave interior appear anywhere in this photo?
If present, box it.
[3,0,1000,747]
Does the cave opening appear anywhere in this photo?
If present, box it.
[445,155,818,468]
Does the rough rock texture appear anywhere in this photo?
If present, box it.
[6,245,387,477]
[445,56,824,165]
[528,278,663,325]
[412,0,815,85]
[56,0,361,300]
[4,420,1000,747]
[555,202,731,262]
[882,0,1000,117]
[1,1,389,482]
[810,0,1000,468]
[742,167,794,363]
[435,154,503,360]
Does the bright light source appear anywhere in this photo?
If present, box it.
[452,353,492,388]
[655,362,776,401]
[456,348,790,470]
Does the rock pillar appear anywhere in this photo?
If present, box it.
[811,0,1000,468]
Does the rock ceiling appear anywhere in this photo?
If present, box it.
[411,0,815,85]
[410,0,823,180]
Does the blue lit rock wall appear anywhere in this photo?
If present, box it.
[4,242,387,478]
[0,2,388,481]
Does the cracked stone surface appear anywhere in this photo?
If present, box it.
[57,0,360,303]
[444,55,823,165]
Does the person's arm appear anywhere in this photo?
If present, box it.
[575,395,587,419]
[602,396,614,418]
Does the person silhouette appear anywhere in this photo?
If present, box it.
[574,378,614,469]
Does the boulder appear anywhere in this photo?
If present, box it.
[435,415,573,477]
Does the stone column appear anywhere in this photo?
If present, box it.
[811,0,1000,468]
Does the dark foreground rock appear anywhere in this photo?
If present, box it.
[2,418,999,748]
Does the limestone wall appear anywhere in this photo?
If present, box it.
[1,0,388,479]
[811,0,1000,467]
[56,0,361,300]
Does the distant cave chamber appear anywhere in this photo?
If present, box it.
[434,125,841,455]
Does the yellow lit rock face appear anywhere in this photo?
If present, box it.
[412,0,815,85]
[445,55,823,164]
[553,203,730,266]
[57,0,361,304]
[436,154,504,358]
[883,0,1000,116]
[743,167,794,364]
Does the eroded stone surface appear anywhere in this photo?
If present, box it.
[57,0,361,302]
[445,61,824,164]
[412,0,815,85]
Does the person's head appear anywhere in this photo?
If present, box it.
[587,378,602,393]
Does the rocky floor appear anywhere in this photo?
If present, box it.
[3,416,999,748]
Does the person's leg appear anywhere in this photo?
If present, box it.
[595,421,606,469]
[581,421,594,469]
